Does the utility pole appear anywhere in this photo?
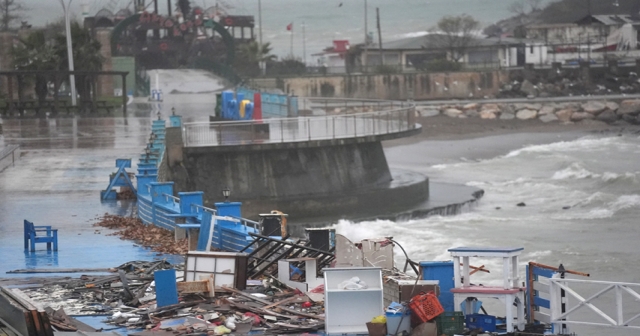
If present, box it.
[59,0,77,107]
[302,21,307,65]
[362,0,368,72]
[258,0,263,46]
[167,0,172,17]
[376,7,383,66]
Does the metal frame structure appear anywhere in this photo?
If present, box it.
[549,278,640,331]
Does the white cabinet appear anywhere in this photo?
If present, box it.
[324,267,383,335]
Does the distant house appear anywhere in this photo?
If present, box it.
[312,40,350,73]
[526,14,640,58]
[358,33,547,70]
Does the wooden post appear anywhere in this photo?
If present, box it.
[122,73,127,115]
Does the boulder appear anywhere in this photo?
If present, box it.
[501,104,515,115]
[539,114,559,123]
[581,101,606,115]
[596,110,619,123]
[479,110,497,119]
[555,109,573,122]
[538,105,556,115]
[444,108,463,118]
[520,80,537,97]
[500,113,515,120]
[463,103,479,110]
[481,103,499,111]
[621,113,640,125]
[419,109,440,117]
[618,100,640,115]
[571,112,595,122]
[466,109,480,118]
[605,102,619,112]
[516,109,537,120]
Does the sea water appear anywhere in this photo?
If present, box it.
[338,134,640,336]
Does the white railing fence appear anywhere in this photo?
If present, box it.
[549,278,640,331]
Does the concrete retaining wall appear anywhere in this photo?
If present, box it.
[282,71,508,100]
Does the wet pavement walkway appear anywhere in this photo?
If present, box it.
[0,113,186,277]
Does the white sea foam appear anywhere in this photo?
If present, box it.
[552,163,597,180]
[610,194,640,211]
[505,137,626,158]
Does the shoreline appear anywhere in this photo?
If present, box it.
[384,114,640,172]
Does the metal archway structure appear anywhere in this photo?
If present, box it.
[110,14,235,66]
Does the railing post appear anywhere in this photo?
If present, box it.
[616,285,623,326]
[280,119,284,142]
[332,117,336,139]
[353,115,357,137]
[307,118,311,141]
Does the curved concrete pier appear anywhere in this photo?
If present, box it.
[162,98,433,218]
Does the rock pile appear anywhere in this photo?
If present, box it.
[415,99,640,125]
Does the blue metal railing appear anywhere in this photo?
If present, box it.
[134,117,256,252]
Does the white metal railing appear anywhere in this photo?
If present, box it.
[549,278,640,330]
[182,98,417,147]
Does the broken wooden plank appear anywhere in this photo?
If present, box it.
[222,287,324,320]
[262,296,302,310]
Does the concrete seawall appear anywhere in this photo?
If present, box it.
[160,126,431,218]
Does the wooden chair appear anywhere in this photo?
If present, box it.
[23,220,58,252]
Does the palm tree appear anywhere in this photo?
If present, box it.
[234,41,276,77]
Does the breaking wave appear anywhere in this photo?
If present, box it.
[504,137,633,158]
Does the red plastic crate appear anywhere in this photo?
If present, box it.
[409,291,445,323]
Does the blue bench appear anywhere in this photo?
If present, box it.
[23,220,58,252]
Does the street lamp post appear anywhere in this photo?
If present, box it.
[59,0,77,107]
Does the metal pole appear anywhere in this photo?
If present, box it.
[60,0,77,107]
[302,21,307,65]
[258,0,263,46]
[363,0,368,72]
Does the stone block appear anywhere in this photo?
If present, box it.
[539,113,558,123]
[571,112,595,122]
[581,101,606,115]
[516,109,537,120]
[618,100,640,115]
[555,109,573,122]
[596,110,619,123]
[444,108,463,118]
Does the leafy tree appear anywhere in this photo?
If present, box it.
[0,0,27,32]
[234,41,276,77]
[430,14,480,63]
[11,30,59,101]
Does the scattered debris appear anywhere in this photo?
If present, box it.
[93,214,188,254]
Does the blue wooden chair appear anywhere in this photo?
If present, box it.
[23,220,58,252]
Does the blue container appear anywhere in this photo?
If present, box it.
[386,307,411,335]
[420,261,455,312]
[466,314,497,332]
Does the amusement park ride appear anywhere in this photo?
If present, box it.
[85,0,253,76]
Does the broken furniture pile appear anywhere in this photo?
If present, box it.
[21,260,179,316]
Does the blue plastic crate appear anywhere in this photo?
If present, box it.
[466,314,497,332]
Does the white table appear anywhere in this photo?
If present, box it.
[448,247,526,333]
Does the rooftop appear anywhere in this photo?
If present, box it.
[366,33,543,51]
